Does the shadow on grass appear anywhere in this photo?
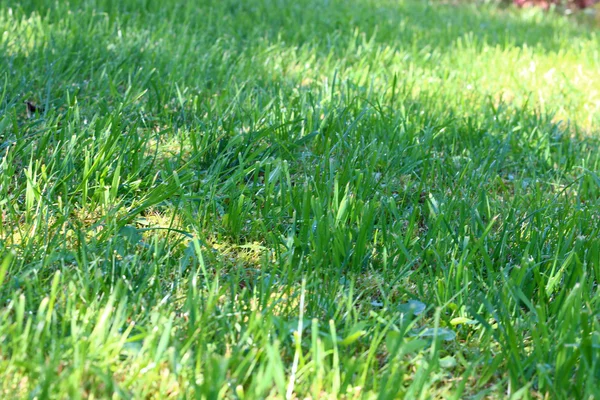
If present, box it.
[7,0,598,54]
[2,0,597,120]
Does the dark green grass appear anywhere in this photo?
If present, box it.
[1,0,600,398]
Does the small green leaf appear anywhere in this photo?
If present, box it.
[418,328,456,341]
[119,225,142,244]
[385,330,402,354]
[398,300,426,316]
[439,356,457,368]
[340,330,366,346]
[0,116,10,135]
[0,251,14,288]
[401,338,429,354]
[450,317,478,326]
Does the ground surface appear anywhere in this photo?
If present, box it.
[1,0,600,398]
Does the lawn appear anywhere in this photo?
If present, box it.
[1,0,600,398]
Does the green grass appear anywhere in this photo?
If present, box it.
[1,0,600,398]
